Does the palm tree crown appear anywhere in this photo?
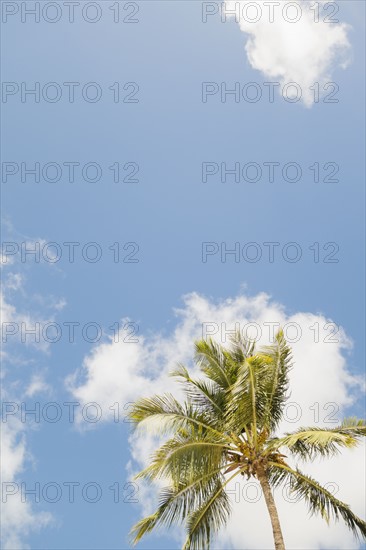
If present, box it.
[128,330,366,550]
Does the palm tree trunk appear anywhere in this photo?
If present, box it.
[257,466,285,550]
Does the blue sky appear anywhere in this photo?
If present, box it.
[1,1,365,549]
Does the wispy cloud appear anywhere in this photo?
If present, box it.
[0,236,61,549]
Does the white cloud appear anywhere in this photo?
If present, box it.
[1,253,14,266]
[0,401,53,550]
[0,279,62,355]
[25,375,52,398]
[0,258,57,549]
[224,0,351,106]
[3,273,23,291]
[68,289,365,549]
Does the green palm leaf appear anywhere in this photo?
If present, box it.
[171,363,226,418]
[195,339,232,388]
[261,329,292,431]
[129,393,228,440]
[135,436,231,485]
[269,419,366,459]
[183,471,238,550]
[130,463,233,545]
[269,462,366,539]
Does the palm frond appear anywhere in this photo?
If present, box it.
[268,420,365,459]
[135,435,231,485]
[268,462,366,540]
[225,355,268,438]
[195,339,231,389]
[171,364,226,418]
[128,393,228,440]
[227,330,256,365]
[130,513,160,545]
[338,417,366,435]
[130,464,231,545]
[260,329,292,431]
[183,471,239,550]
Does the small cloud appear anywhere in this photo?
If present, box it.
[1,255,14,266]
[54,298,67,311]
[4,273,23,291]
[225,0,351,106]
[24,375,52,398]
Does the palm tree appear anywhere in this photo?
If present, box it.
[128,330,366,550]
